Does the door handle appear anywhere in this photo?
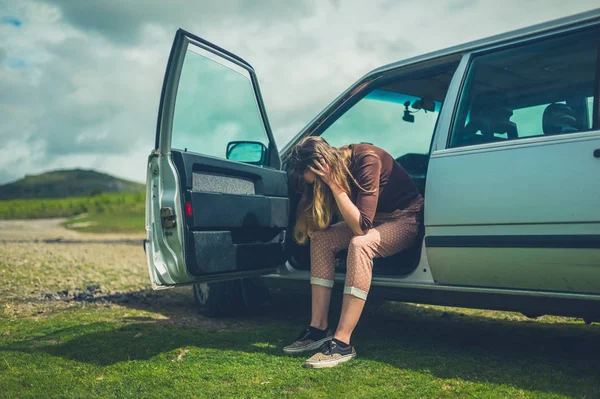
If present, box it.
[595,149,600,158]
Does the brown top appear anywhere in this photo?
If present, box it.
[347,144,421,231]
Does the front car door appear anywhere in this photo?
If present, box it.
[145,30,289,289]
[425,21,600,294]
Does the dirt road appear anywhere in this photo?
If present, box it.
[0,218,145,243]
[0,218,157,317]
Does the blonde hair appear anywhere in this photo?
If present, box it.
[287,137,374,245]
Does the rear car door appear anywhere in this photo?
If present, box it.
[145,30,289,289]
[425,24,600,294]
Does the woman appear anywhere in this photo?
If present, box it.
[282,136,424,368]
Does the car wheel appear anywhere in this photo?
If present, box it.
[240,278,271,310]
[193,280,244,317]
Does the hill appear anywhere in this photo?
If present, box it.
[0,169,144,200]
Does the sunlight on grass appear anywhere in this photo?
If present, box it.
[1,236,600,398]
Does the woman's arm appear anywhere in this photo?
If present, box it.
[329,185,365,235]
[309,154,381,236]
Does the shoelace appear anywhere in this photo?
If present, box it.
[319,340,335,355]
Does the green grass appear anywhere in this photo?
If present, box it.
[0,191,145,233]
[1,238,600,398]
[62,213,145,233]
[2,296,600,398]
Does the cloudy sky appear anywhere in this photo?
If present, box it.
[0,0,598,184]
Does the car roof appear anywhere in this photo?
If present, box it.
[367,7,600,77]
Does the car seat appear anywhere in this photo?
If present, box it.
[542,103,579,135]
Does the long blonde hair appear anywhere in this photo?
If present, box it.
[287,136,372,245]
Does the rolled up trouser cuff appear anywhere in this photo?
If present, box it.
[310,277,334,288]
[343,286,368,300]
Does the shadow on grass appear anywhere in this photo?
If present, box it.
[3,289,600,397]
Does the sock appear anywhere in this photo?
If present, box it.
[332,337,350,348]
[308,326,328,339]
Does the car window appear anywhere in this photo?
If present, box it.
[171,46,270,162]
[320,89,441,161]
[449,27,600,148]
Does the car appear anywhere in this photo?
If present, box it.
[144,8,600,321]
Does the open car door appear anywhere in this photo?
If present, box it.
[145,29,289,289]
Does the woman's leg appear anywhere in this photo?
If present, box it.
[309,222,354,329]
[334,211,420,344]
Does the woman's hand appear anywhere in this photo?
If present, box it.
[309,157,364,235]
[309,158,341,192]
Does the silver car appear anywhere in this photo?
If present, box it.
[144,8,600,321]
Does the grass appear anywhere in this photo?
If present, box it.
[0,191,144,220]
[1,232,600,398]
[1,188,598,397]
[2,294,600,398]
[62,213,145,233]
[0,191,145,233]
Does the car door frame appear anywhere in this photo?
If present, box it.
[156,29,280,169]
[146,29,289,289]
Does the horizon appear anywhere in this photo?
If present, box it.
[1,1,599,185]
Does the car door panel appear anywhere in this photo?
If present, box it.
[188,193,288,228]
[146,30,288,288]
[171,150,287,197]
[426,136,600,296]
[172,150,288,278]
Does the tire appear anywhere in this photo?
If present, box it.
[192,278,272,318]
[240,278,272,310]
[192,280,244,317]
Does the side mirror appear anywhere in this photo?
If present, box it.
[226,141,268,165]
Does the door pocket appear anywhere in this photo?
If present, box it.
[190,231,285,275]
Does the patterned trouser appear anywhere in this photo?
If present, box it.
[310,196,424,300]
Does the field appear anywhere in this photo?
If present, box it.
[0,192,145,233]
[1,219,599,398]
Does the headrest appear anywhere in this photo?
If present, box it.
[490,107,513,122]
[542,103,578,135]
[493,120,518,139]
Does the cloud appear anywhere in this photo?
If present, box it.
[355,32,416,56]
[43,0,317,45]
[446,0,477,12]
[1,16,21,27]
[0,0,599,185]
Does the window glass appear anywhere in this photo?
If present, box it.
[321,89,441,161]
[318,59,459,195]
[450,27,600,148]
[171,45,270,163]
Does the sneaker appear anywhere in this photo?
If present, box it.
[282,326,333,355]
[304,338,357,368]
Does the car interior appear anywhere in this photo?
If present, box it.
[284,60,460,277]
[452,26,599,147]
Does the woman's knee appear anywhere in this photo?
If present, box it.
[348,235,373,255]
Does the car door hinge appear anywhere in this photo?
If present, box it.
[160,207,177,229]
